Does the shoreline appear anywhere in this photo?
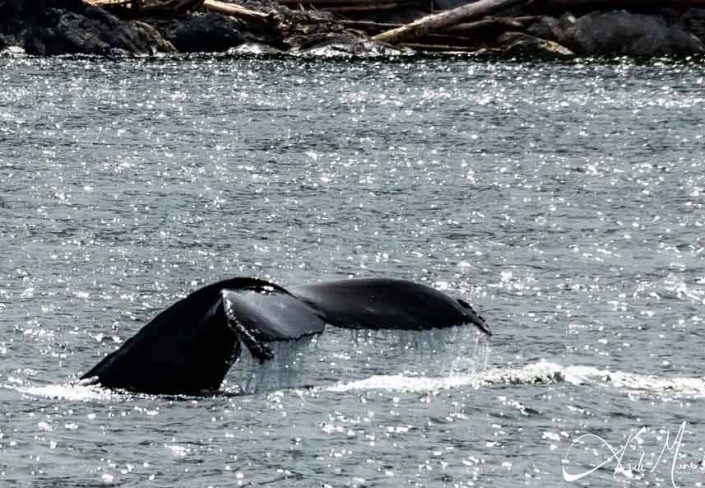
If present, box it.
[2,0,705,57]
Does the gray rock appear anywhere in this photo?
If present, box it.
[131,20,176,54]
[494,31,574,59]
[0,0,176,55]
[563,10,704,56]
[0,44,26,56]
[228,42,283,56]
[525,14,574,44]
[147,12,280,53]
[295,35,406,58]
[683,8,705,43]
[2,0,282,55]
[30,6,168,55]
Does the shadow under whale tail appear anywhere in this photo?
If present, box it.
[81,277,490,395]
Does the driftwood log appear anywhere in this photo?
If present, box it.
[341,17,525,35]
[372,0,528,44]
[84,0,278,22]
[202,0,276,23]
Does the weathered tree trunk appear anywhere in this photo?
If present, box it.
[399,42,478,51]
[372,0,528,44]
[342,16,525,33]
[202,0,275,23]
[338,20,402,32]
[144,0,203,12]
[85,0,277,18]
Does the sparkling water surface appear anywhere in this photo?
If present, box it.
[1,55,705,487]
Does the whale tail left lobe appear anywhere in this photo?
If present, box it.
[81,278,324,394]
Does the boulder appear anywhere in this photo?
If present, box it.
[525,14,572,43]
[2,0,86,18]
[228,41,283,55]
[493,31,574,58]
[550,10,704,56]
[294,33,405,57]
[28,6,177,54]
[147,12,282,52]
[683,8,705,44]
[1,0,283,55]
[1,0,174,55]
[131,20,177,53]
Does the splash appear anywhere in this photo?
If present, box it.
[14,382,120,401]
[227,327,491,394]
[227,337,316,395]
[326,360,705,399]
[0,45,26,57]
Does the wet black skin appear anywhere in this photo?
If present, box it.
[81,277,490,395]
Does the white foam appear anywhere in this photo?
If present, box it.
[327,374,477,392]
[15,382,119,401]
[326,360,705,398]
[0,45,26,57]
[228,328,491,394]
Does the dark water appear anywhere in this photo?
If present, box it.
[1,54,705,487]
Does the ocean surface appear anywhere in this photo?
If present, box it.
[1,53,704,487]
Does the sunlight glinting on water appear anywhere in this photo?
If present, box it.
[1,56,704,486]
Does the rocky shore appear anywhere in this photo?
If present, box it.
[2,0,705,57]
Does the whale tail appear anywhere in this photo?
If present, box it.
[80,278,324,393]
[456,298,491,336]
[290,278,491,336]
[81,277,489,394]
[220,287,325,362]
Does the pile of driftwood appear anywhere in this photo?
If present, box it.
[371,0,526,46]
[82,0,705,54]
[364,0,705,43]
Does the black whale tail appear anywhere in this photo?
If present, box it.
[80,277,323,394]
[289,278,491,336]
[456,298,491,336]
[81,277,490,395]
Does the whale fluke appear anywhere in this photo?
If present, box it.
[290,278,489,335]
[220,286,325,362]
[81,277,489,394]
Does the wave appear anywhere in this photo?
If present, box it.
[10,361,705,401]
[13,382,119,401]
[6,327,491,400]
[326,361,705,398]
[14,361,705,401]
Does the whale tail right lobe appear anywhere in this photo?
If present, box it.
[290,278,491,336]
